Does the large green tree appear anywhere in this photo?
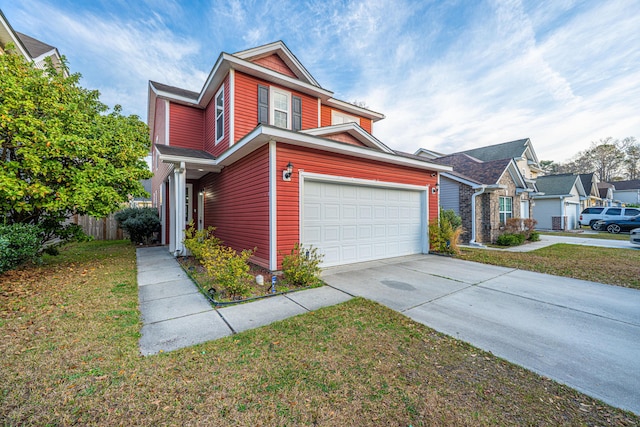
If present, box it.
[0,45,151,241]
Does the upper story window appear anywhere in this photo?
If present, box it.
[271,88,290,129]
[258,85,301,131]
[215,85,225,143]
[331,110,360,125]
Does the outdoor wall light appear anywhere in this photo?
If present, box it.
[283,162,294,181]
[431,183,440,194]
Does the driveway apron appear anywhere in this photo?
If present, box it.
[322,254,640,415]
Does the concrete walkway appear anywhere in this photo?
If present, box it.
[322,255,640,415]
[466,232,638,252]
[136,246,352,356]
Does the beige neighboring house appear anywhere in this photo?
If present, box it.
[578,173,601,210]
[532,174,586,230]
[0,8,65,74]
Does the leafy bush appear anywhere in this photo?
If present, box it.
[429,209,463,255]
[528,231,540,242]
[183,225,220,262]
[496,233,526,246]
[201,245,255,299]
[0,223,43,273]
[114,208,160,244]
[282,243,323,287]
[504,218,538,240]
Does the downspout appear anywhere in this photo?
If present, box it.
[469,185,486,247]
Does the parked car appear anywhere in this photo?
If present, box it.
[580,206,640,229]
[631,228,640,246]
[594,214,640,234]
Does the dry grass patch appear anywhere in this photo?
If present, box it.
[459,244,640,289]
[1,241,638,425]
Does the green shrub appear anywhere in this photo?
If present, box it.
[202,245,254,299]
[496,233,526,246]
[183,225,220,262]
[429,209,463,255]
[528,231,540,242]
[114,207,160,244]
[282,243,323,287]
[0,223,43,273]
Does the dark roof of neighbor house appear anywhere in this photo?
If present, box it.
[535,174,581,196]
[610,179,640,190]
[150,81,199,101]
[436,153,511,185]
[599,188,611,199]
[579,173,596,194]
[155,144,216,160]
[458,138,530,162]
[15,31,54,58]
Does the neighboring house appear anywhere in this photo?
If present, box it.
[597,182,615,206]
[417,138,539,245]
[130,179,152,208]
[578,173,601,210]
[610,179,640,206]
[0,9,65,73]
[148,41,451,270]
[532,174,586,230]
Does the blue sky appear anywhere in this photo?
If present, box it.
[3,0,639,162]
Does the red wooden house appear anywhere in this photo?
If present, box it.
[148,41,450,270]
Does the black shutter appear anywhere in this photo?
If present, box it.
[258,85,269,124]
[292,96,302,131]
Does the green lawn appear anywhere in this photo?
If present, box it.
[459,244,640,289]
[1,241,638,425]
[541,229,631,241]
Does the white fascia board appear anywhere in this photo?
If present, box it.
[157,153,221,172]
[301,123,393,154]
[441,172,481,188]
[233,41,319,87]
[149,81,200,106]
[216,125,453,172]
[531,194,572,199]
[0,13,30,60]
[324,98,385,122]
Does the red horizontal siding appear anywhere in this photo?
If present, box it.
[275,143,439,267]
[326,133,367,147]
[234,72,320,143]
[320,104,373,134]
[252,54,297,78]
[200,144,270,268]
[169,103,204,150]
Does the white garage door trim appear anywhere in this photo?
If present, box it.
[300,172,429,267]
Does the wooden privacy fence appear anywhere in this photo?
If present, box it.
[73,214,124,240]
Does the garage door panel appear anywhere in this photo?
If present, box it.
[303,181,424,267]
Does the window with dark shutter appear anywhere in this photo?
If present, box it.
[292,96,302,131]
[258,85,269,124]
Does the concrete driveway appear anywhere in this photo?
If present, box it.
[322,254,640,415]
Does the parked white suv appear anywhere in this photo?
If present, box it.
[580,206,640,229]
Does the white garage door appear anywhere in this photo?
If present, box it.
[302,180,425,267]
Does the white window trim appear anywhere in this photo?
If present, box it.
[270,86,291,129]
[215,84,225,144]
[331,110,360,125]
[499,196,513,223]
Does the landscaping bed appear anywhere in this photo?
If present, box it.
[177,256,321,306]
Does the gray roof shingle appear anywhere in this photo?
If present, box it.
[535,174,579,195]
[15,31,54,58]
[458,138,530,162]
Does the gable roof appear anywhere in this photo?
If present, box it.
[233,40,319,87]
[610,179,640,190]
[16,31,55,58]
[534,174,586,197]
[436,153,516,186]
[459,138,538,163]
[148,41,384,133]
[578,173,600,198]
[301,122,393,153]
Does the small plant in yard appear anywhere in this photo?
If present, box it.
[282,243,323,287]
[496,232,526,246]
[497,218,539,246]
[429,209,462,255]
[114,207,160,244]
[0,223,43,273]
[202,245,255,299]
[183,224,221,262]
